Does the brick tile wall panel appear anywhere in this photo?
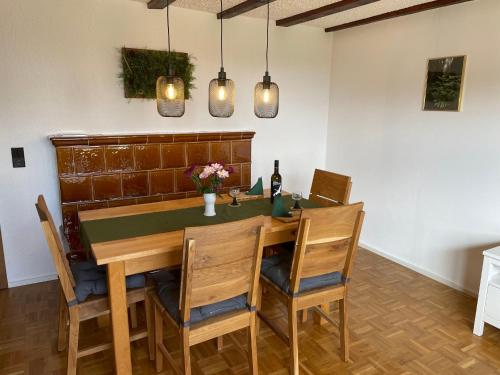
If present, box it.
[50,132,255,251]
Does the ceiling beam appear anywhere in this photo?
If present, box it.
[147,0,176,10]
[325,0,473,32]
[276,0,379,27]
[217,0,277,19]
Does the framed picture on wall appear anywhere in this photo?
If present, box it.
[423,55,466,112]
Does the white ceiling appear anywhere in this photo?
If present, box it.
[134,0,437,28]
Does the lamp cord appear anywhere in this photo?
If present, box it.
[220,0,224,69]
[266,0,269,73]
[167,1,171,69]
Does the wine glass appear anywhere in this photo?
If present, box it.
[229,188,240,207]
[292,192,303,210]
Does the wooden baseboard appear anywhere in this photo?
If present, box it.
[0,227,7,290]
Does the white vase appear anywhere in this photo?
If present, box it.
[203,193,216,217]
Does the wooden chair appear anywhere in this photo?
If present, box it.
[35,195,153,375]
[309,169,352,206]
[266,169,352,258]
[151,216,267,374]
[300,169,353,323]
[258,203,364,374]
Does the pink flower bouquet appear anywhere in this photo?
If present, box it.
[185,163,233,194]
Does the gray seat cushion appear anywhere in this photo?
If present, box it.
[261,253,343,295]
[152,269,248,325]
[71,261,145,303]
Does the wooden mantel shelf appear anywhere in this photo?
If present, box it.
[49,131,255,147]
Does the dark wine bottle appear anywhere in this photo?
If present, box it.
[270,160,282,203]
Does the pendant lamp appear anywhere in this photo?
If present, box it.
[209,0,235,117]
[254,0,278,118]
[157,2,185,117]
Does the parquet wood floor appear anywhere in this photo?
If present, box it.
[1,249,499,374]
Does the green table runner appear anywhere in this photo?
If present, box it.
[80,196,320,252]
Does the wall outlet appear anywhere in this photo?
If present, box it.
[11,148,25,168]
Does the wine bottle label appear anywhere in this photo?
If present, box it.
[272,182,281,196]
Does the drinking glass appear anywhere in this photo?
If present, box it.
[229,188,240,207]
[292,192,303,210]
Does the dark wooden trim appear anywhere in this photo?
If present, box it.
[49,132,256,147]
[325,0,474,32]
[217,0,277,19]
[147,0,176,10]
[276,0,379,27]
[0,227,7,290]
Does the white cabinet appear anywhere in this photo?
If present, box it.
[485,284,500,320]
[474,247,500,335]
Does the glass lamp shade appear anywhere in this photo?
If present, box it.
[254,81,279,118]
[209,79,235,117]
[156,75,185,117]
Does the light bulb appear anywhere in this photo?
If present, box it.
[218,86,227,101]
[166,83,176,100]
[263,88,270,104]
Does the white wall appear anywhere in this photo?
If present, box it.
[327,0,500,295]
[0,0,332,286]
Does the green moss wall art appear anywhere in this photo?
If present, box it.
[423,56,466,112]
[120,47,195,100]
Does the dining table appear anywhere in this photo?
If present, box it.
[78,190,319,374]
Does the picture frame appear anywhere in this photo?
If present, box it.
[422,55,467,112]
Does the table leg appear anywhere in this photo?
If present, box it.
[107,262,132,374]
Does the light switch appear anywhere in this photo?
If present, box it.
[11,147,25,168]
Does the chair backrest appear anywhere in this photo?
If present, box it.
[309,169,352,206]
[178,216,267,324]
[35,195,77,304]
[289,203,364,295]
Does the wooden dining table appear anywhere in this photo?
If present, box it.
[78,191,309,374]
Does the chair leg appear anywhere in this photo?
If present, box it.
[300,309,308,323]
[145,292,155,360]
[129,302,138,329]
[154,305,163,372]
[57,290,68,352]
[96,314,110,328]
[339,298,349,362]
[256,284,262,335]
[67,307,79,375]
[217,336,224,351]
[313,303,330,326]
[332,300,339,310]
[180,328,191,375]
[248,312,258,375]
[288,299,299,375]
